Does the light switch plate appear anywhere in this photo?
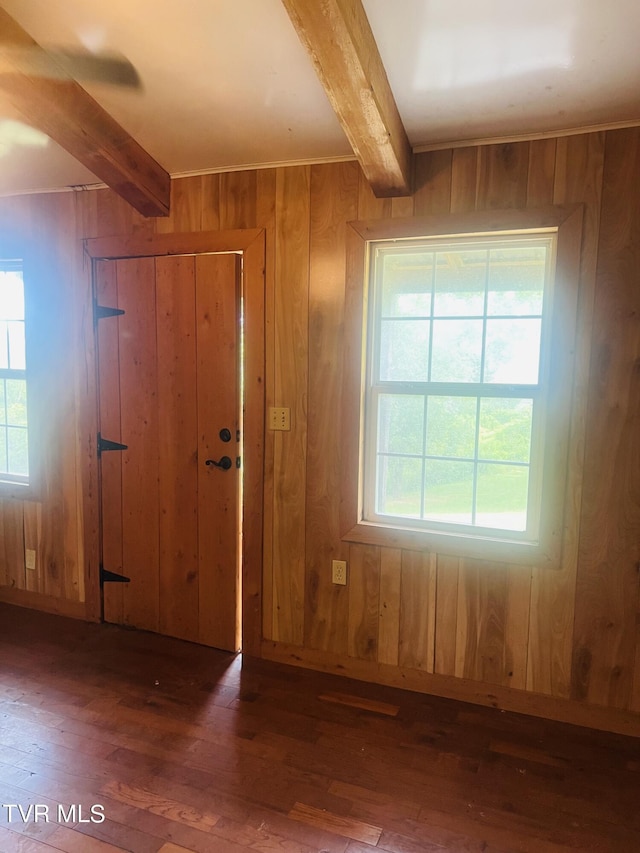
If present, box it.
[269,407,291,431]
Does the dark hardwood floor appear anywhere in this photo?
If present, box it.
[0,603,639,852]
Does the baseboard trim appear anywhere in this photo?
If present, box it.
[261,640,640,738]
[0,587,88,620]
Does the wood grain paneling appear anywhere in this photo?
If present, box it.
[455,560,531,688]
[434,554,460,676]
[2,128,640,734]
[117,258,160,631]
[527,138,557,206]
[413,148,453,216]
[0,505,6,588]
[96,259,124,625]
[156,255,199,643]
[272,167,310,645]
[528,133,605,699]
[0,193,84,612]
[256,169,277,642]
[219,170,257,230]
[196,253,241,652]
[572,128,640,710]
[377,547,401,667]
[32,194,75,603]
[95,185,154,240]
[156,174,203,233]
[347,543,380,661]
[2,500,24,592]
[399,550,436,672]
[304,161,359,654]
[390,195,414,218]
[23,501,42,594]
[476,142,530,209]
[450,147,479,213]
[201,173,221,231]
[73,192,99,620]
[238,232,266,657]
[506,565,533,691]
[357,173,392,220]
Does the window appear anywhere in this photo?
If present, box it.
[342,207,583,565]
[366,234,553,542]
[0,259,29,485]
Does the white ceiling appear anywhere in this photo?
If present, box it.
[1,0,639,195]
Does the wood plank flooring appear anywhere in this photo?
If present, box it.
[0,603,639,852]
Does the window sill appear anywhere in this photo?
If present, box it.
[342,520,561,568]
[0,481,39,502]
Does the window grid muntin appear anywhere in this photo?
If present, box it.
[365,233,555,543]
[369,386,537,536]
[375,242,549,387]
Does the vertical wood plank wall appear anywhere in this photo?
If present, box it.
[0,192,85,616]
[1,128,639,727]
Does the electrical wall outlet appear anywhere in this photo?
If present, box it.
[269,407,291,431]
[332,559,347,585]
[25,549,36,571]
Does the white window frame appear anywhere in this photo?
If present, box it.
[363,233,556,547]
[341,206,584,567]
[0,257,30,489]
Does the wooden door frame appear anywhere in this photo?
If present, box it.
[81,228,265,656]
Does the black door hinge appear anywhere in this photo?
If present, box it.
[94,301,125,324]
[97,433,128,456]
[100,565,131,585]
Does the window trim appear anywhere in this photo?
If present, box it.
[341,205,584,567]
[0,238,42,501]
[0,258,29,488]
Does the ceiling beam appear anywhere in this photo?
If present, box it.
[0,8,169,217]
[281,0,412,197]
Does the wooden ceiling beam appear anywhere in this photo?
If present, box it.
[0,8,169,217]
[281,0,413,197]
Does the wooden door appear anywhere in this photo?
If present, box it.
[96,252,241,651]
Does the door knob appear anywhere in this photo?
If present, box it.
[206,455,232,470]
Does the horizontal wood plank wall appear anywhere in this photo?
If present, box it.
[1,128,639,732]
